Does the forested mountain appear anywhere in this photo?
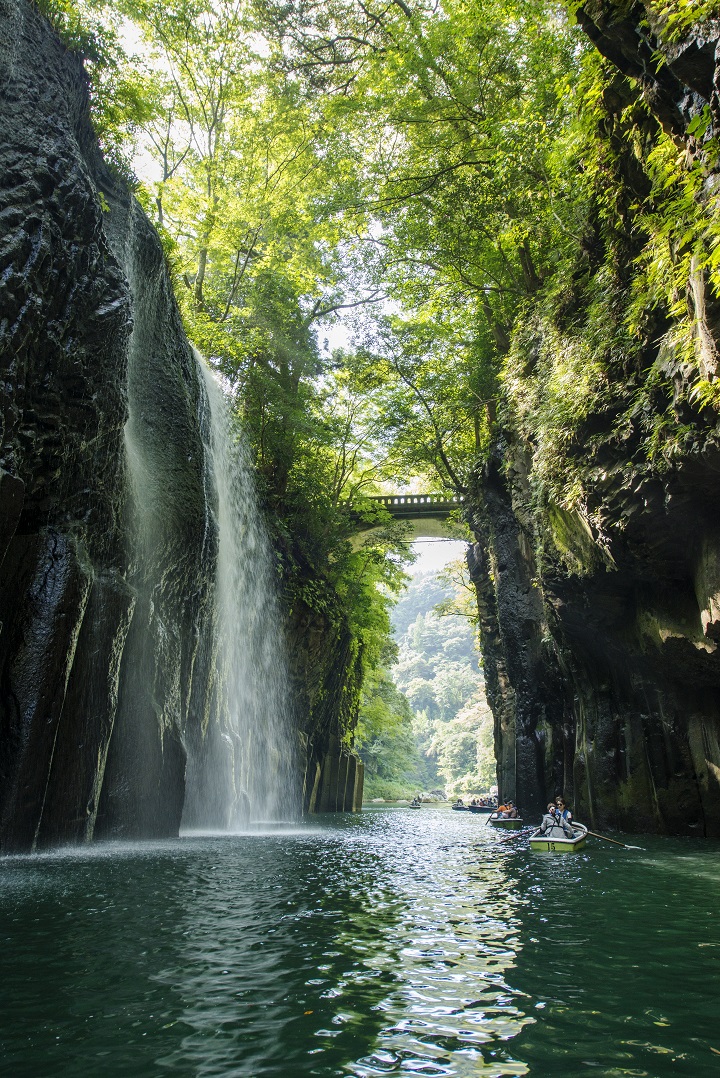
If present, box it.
[356,566,494,798]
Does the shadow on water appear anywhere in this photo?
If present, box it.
[506,834,720,1077]
[153,824,409,1076]
[0,810,529,1078]
[0,824,414,1077]
[3,810,720,1076]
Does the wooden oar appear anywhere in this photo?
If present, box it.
[585,829,645,850]
[498,827,536,842]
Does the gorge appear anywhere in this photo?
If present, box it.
[2,0,720,858]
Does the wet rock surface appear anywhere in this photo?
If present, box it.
[0,0,211,850]
[0,0,354,849]
[469,3,720,836]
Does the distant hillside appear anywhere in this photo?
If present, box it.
[357,560,495,798]
[389,570,449,637]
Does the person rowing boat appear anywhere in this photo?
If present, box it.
[539,801,575,838]
[531,798,587,852]
[489,801,524,829]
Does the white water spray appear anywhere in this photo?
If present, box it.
[182,359,300,830]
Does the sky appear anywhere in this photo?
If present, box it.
[410,538,468,575]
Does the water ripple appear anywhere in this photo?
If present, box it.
[2,809,720,1076]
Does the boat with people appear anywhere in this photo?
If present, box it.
[488,800,522,828]
[453,797,496,813]
[488,811,524,830]
[528,796,588,852]
[530,821,588,852]
[409,798,422,809]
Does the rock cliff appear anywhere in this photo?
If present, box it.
[0,0,358,851]
[288,604,365,814]
[468,2,720,835]
[0,0,216,850]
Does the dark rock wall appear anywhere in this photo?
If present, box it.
[0,0,357,849]
[469,445,720,834]
[93,193,213,841]
[0,0,212,851]
[287,605,365,813]
[469,3,720,836]
[467,449,566,824]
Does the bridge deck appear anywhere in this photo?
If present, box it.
[366,493,465,519]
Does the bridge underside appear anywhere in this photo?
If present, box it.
[349,493,468,546]
[350,516,463,548]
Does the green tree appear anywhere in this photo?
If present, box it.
[355,666,420,798]
[428,693,495,796]
[390,568,491,794]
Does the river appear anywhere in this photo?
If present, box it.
[1,806,719,1077]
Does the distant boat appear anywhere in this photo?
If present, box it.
[530,822,588,852]
[451,803,468,811]
[488,812,524,830]
[468,805,494,814]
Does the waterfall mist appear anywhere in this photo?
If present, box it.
[181,359,300,830]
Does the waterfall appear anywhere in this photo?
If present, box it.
[181,358,300,830]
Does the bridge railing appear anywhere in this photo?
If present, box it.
[366,493,466,509]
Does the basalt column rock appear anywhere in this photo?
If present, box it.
[466,5,720,836]
[0,0,213,850]
[470,404,720,836]
[466,449,567,822]
[289,606,365,814]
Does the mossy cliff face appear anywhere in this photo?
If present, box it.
[468,2,720,835]
[0,0,216,850]
[0,0,356,850]
[288,602,365,813]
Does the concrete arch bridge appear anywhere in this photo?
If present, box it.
[355,492,467,541]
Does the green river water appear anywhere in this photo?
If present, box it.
[1,806,719,1077]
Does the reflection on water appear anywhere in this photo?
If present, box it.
[1,808,720,1076]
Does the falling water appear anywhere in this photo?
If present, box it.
[182,359,300,830]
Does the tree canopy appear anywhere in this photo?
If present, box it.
[45,0,589,498]
[40,0,720,775]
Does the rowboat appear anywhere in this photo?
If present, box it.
[529,822,588,853]
[468,805,494,814]
[488,813,524,830]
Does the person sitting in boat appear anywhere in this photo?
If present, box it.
[555,797,573,827]
[550,798,575,837]
[453,798,464,808]
[500,800,519,819]
[539,803,559,833]
[537,802,572,838]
